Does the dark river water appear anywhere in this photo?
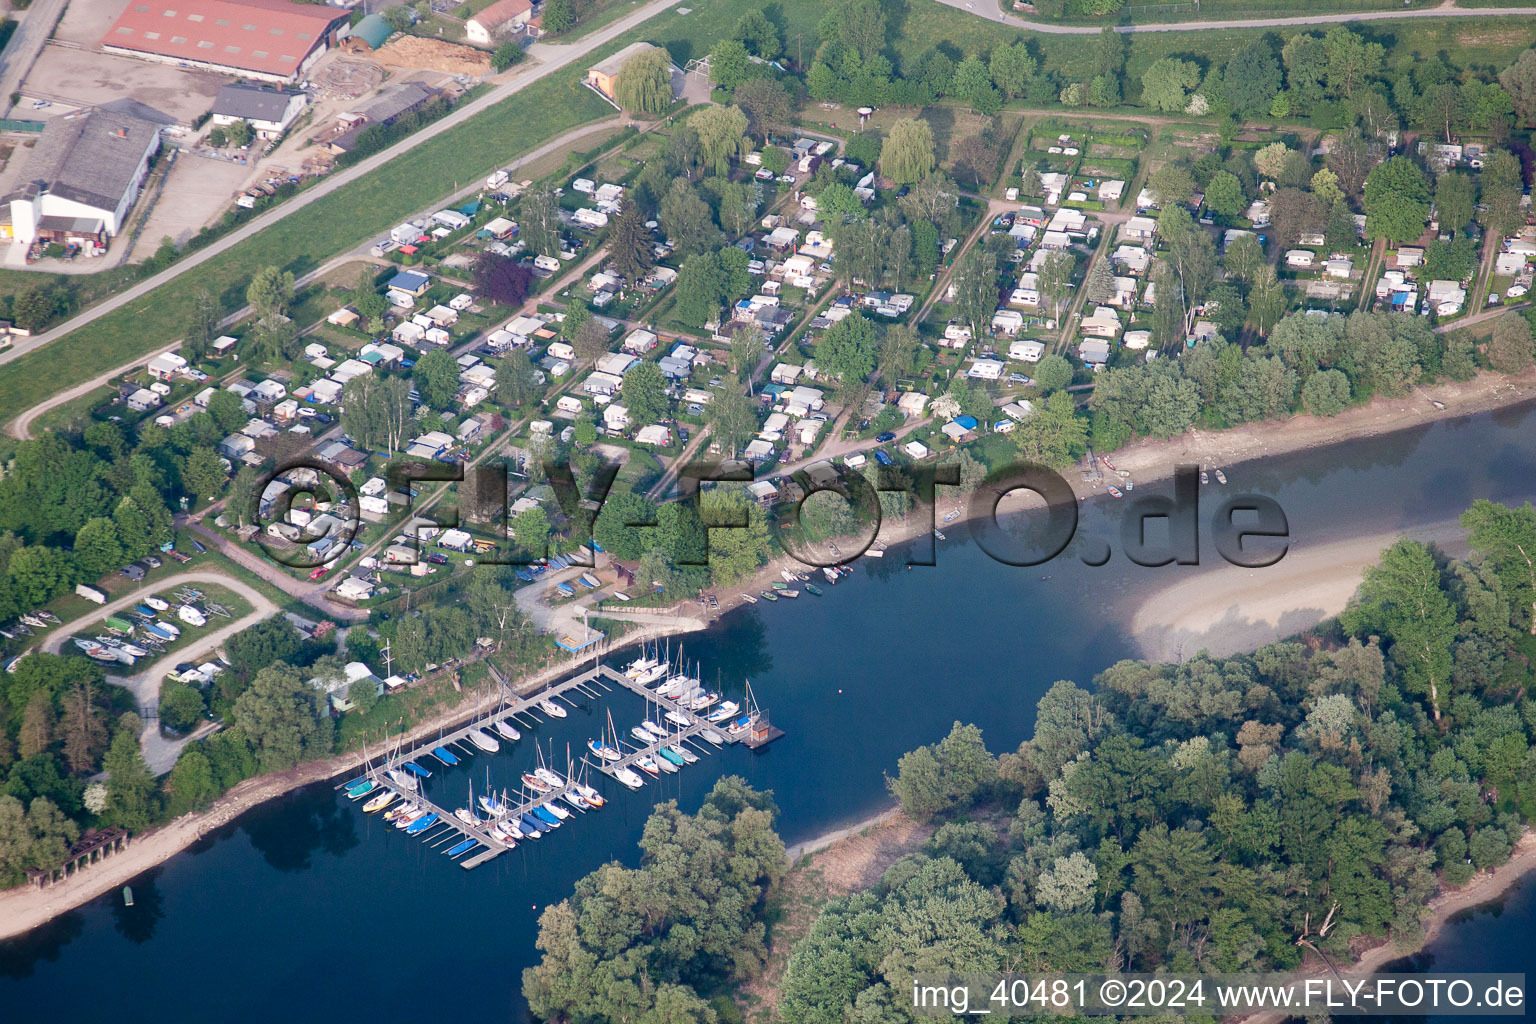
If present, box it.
[3,401,1535,1022]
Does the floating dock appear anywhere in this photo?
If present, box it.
[338,659,781,869]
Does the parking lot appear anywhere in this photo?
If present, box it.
[23,45,223,123]
[131,152,257,247]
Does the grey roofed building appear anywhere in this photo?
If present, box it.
[329,82,437,153]
[4,107,162,246]
[212,83,306,124]
[351,81,436,125]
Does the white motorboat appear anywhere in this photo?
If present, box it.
[614,768,644,790]
[468,728,500,753]
[631,725,655,743]
[665,710,693,728]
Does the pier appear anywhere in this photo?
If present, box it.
[336,657,780,869]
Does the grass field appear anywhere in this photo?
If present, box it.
[6,0,1534,433]
[0,72,616,431]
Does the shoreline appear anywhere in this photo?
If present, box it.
[690,365,1536,619]
[0,647,608,942]
[1128,521,1472,662]
[4,368,1534,943]
[1238,831,1536,1024]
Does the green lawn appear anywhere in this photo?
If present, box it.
[0,73,616,431]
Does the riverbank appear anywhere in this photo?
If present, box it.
[750,816,1536,1024]
[678,365,1536,628]
[0,647,607,942]
[5,366,1532,944]
[1239,831,1536,1024]
[1130,520,1472,662]
[1080,366,1536,500]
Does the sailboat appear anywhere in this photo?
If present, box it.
[495,718,522,741]
[535,767,566,790]
[707,700,740,723]
[385,769,417,792]
[468,727,500,753]
[539,698,567,718]
[456,781,482,827]
[363,790,397,813]
[624,652,659,678]
[588,737,621,761]
[613,767,644,789]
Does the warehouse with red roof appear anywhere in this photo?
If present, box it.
[101,0,349,83]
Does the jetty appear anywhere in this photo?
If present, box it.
[337,658,781,870]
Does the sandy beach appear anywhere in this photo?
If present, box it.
[1078,366,1536,501]
[4,367,1533,942]
[1129,520,1470,662]
[0,648,607,942]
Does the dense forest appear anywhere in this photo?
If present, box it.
[521,776,787,1024]
[511,501,1536,1023]
[0,561,541,887]
[775,501,1536,1022]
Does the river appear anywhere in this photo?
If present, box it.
[3,402,1535,1021]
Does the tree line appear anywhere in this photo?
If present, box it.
[780,501,1536,1020]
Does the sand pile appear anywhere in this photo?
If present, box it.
[373,37,491,76]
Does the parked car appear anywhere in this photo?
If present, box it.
[873,450,894,466]
[144,555,162,568]
[426,552,449,565]
[875,431,896,442]
[120,564,146,581]
[191,538,207,554]
[308,566,329,581]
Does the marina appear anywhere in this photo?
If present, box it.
[338,655,781,870]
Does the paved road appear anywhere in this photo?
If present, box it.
[0,0,686,373]
[0,0,67,118]
[185,516,370,622]
[6,117,629,439]
[934,0,1535,33]
[42,570,280,774]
